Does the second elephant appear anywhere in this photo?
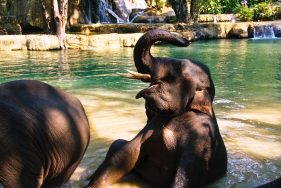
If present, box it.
[0,80,90,188]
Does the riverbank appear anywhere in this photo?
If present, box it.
[0,21,280,50]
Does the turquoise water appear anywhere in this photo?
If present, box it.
[0,38,280,187]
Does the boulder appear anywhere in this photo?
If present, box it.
[66,34,88,49]
[132,16,166,23]
[89,33,143,48]
[227,23,252,38]
[26,35,60,50]
[130,7,175,23]
[0,16,22,34]
[273,24,281,37]
[0,35,26,50]
[198,14,239,22]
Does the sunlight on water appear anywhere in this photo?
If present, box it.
[0,38,280,188]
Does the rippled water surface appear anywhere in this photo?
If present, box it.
[0,38,280,188]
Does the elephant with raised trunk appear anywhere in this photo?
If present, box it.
[88,29,227,188]
[0,80,90,188]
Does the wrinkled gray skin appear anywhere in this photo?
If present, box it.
[0,80,90,188]
[88,29,227,188]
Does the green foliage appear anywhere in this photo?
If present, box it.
[199,0,241,14]
[200,0,222,14]
[253,2,276,20]
[156,0,165,8]
[220,0,240,13]
[235,1,279,21]
[197,0,280,14]
[247,0,279,7]
[190,0,280,21]
[237,5,254,21]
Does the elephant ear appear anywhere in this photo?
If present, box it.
[189,89,214,117]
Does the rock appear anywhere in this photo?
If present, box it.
[66,34,89,49]
[165,16,177,23]
[0,22,281,51]
[198,14,239,22]
[129,9,146,21]
[89,33,143,48]
[112,0,130,22]
[0,16,22,34]
[0,35,26,50]
[0,26,8,35]
[227,23,252,38]
[26,35,60,50]
[273,24,281,37]
[157,24,176,32]
[129,7,173,23]
[132,16,166,23]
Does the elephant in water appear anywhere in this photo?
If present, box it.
[0,80,90,188]
[87,29,227,188]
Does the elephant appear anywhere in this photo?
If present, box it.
[0,80,90,188]
[87,29,227,188]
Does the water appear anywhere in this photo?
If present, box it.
[254,25,276,38]
[0,38,280,187]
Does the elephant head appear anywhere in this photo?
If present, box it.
[120,29,215,118]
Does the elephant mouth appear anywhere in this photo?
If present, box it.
[148,82,158,89]
[117,70,158,99]
[135,82,159,99]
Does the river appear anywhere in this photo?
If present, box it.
[0,38,280,188]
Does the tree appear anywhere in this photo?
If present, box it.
[169,0,189,22]
[41,0,68,49]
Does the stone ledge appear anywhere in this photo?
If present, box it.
[0,35,60,50]
[0,22,280,50]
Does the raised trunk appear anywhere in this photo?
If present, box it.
[133,30,190,74]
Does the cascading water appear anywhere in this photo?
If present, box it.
[86,0,92,23]
[96,0,147,23]
[128,0,147,22]
[254,25,276,38]
[98,1,109,23]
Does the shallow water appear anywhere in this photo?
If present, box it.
[0,38,280,188]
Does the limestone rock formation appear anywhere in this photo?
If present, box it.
[0,16,22,34]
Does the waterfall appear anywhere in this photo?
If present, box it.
[86,0,92,23]
[98,1,108,23]
[106,8,125,23]
[92,0,147,23]
[254,25,276,38]
[130,14,141,23]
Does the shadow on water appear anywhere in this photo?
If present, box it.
[0,38,281,187]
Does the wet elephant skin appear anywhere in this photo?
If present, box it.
[87,29,227,188]
[0,80,90,188]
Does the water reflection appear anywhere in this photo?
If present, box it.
[0,39,280,187]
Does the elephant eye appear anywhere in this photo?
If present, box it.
[173,64,181,74]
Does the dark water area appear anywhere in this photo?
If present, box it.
[0,38,280,187]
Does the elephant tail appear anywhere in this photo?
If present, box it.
[133,29,190,74]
